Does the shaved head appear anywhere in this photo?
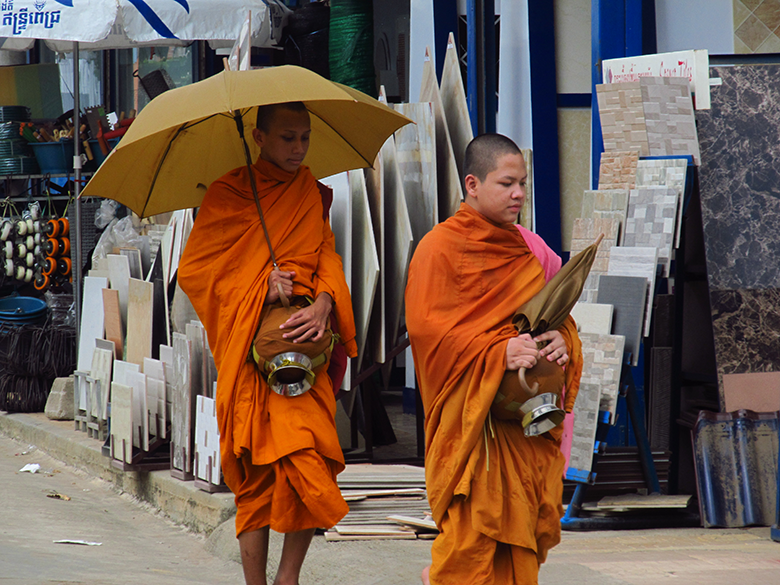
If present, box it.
[255,102,308,133]
[464,133,522,183]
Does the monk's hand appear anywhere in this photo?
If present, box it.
[506,333,539,370]
[265,270,295,305]
[534,330,569,366]
[280,292,332,343]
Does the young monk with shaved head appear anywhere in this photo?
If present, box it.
[179,102,357,585]
[406,133,583,584]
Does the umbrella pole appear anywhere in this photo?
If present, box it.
[73,41,82,343]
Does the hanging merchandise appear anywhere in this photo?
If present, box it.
[284,1,331,79]
[329,0,376,97]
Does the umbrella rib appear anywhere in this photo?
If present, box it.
[309,110,374,168]
[140,114,218,217]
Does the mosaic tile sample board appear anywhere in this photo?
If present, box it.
[580,331,626,426]
[597,78,700,164]
[607,246,659,337]
[598,151,639,190]
[571,302,614,335]
[596,275,647,367]
[622,187,678,277]
[570,218,619,303]
[580,189,629,240]
[635,158,688,247]
[697,65,780,403]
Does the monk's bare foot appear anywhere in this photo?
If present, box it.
[421,565,431,585]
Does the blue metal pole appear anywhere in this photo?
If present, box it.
[483,0,496,134]
[467,0,479,134]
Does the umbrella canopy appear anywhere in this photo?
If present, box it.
[81,66,413,218]
[513,233,605,337]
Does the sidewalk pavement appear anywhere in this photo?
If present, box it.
[1,411,778,585]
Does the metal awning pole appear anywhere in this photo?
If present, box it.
[73,41,82,341]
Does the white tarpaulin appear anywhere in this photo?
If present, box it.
[0,0,288,50]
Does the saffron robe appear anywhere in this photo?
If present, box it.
[405,203,583,583]
[178,157,357,535]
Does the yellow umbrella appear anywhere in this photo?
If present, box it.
[81,66,412,218]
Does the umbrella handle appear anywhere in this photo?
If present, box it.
[518,367,539,396]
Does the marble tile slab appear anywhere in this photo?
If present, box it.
[640,77,701,165]
[440,32,473,181]
[420,46,464,222]
[598,150,639,190]
[364,150,386,364]
[571,218,620,303]
[596,275,647,367]
[107,254,130,332]
[127,370,148,451]
[597,82,649,155]
[171,332,193,473]
[519,149,534,231]
[570,302,614,335]
[110,382,133,464]
[379,122,414,349]
[580,332,626,426]
[580,189,629,231]
[101,288,123,360]
[394,102,438,246]
[607,246,659,337]
[90,347,113,422]
[159,344,175,427]
[125,278,153,368]
[622,187,678,277]
[119,247,143,280]
[697,65,780,291]
[349,170,380,368]
[186,321,206,398]
[77,276,108,373]
[635,158,688,248]
[195,394,221,485]
[147,376,166,440]
[568,378,601,474]
[710,288,780,405]
[723,371,780,413]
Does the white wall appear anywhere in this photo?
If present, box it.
[555,0,591,94]
[408,0,436,102]
[656,0,734,54]
[496,0,533,149]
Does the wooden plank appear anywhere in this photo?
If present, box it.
[348,170,380,370]
[439,32,473,179]
[379,87,414,348]
[171,332,193,473]
[102,288,123,360]
[393,102,438,246]
[77,276,108,374]
[110,382,134,464]
[119,247,143,280]
[107,254,131,332]
[364,150,386,364]
[420,45,463,222]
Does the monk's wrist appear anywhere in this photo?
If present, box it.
[315,292,333,310]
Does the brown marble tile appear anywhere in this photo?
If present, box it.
[753,0,780,31]
[742,0,763,11]
[734,0,752,29]
[736,13,772,51]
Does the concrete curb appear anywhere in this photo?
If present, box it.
[0,411,236,535]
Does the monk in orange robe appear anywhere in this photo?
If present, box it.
[178,102,357,585]
[406,134,583,585]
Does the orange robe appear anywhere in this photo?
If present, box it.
[405,203,583,585]
[178,157,357,536]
